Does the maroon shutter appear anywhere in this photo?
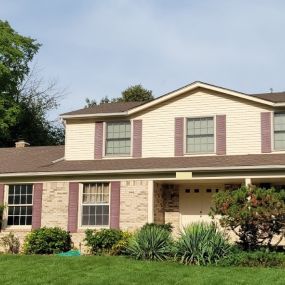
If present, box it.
[32,183,43,229]
[175,117,184,156]
[95,122,104,159]
[110,181,120,229]
[261,112,272,153]
[216,115,227,155]
[132,120,142,158]
[0,184,4,204]
[68,182,79,233]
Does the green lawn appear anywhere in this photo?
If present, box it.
[1,255,285,285]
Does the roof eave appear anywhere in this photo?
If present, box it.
[1,164,285,178]
[61,111,129,120]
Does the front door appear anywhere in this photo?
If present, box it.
[179,184,222,228]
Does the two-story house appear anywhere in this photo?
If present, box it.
[1,81,285,245]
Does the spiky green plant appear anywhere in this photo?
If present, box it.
[175,222,232,265]
[127,226,173,261]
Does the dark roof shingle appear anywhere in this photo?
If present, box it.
[1,145,285,175]
[251,92,285,103]
[61,102,145,116]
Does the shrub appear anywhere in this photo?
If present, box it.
[141,223,173,233]
[110,231,132,256]
[211,186,285,250]
[0,232,20,254]
[219,249,285,267]
[175,222,232,265]
[127,226,173,261]
[23,227,72,254]
[85,229,124,255]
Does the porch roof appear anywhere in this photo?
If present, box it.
[1,145,285,176]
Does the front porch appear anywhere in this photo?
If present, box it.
[148,177,285,233]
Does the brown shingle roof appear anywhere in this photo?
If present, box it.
[0,146,64,174]
[38,154,285,173]
[251,92,285,103]
[61,102,145,116]
[1,145,285,175]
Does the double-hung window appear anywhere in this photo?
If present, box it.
[274,113,285,150]
[186,117,214,153]
[81,183,110,226]
[7,184,33,226]
[105,121,131,156]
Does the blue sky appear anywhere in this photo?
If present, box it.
[1,0,285,119]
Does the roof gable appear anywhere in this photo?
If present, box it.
[61,81,285,119]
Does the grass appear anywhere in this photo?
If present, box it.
[1,255,285,285]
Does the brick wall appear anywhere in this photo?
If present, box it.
[153,183,164,224]
[41,182,69,229]
[120,180,149,230]
[163,185,180,234]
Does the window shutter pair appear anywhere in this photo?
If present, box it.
[94,120,142,159]
[174,116,227,156]
[0,183,43,230]
[67,182,120,233]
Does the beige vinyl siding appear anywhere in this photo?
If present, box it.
[65,120,95,160]
[135,90,271,157]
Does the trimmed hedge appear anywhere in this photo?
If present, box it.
[24,227,72,254]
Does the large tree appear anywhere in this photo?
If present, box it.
[85,84,153,108]
[0,20,64,147]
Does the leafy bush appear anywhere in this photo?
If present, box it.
[110,231,132,256]
[127,226,173,261]
[24,227,72,254]
[141,223,173,233]
[219,249,285,267]
[85,229,124,255]
[175,222,232,265]
[211,186,285,250]
[0,232,20,254]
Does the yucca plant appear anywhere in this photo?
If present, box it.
[127,225,173,261]
[175,222,232,265]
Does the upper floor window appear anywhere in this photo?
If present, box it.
[186,117,214,153]
[106,121,131,156]
[81,183,109,226]
[274,113,285,150]
[7,184,33,226]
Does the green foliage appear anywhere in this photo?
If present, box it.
[175,222,232,265]
[120,84,153,102]
[127,226,173,261]
[0,204,6,231]
[110,231,133,256]
[219,248,285,267]
[141,223,173,233]
[84,229,125,255]
[0,232,20,254]
[0,20,64,147]
[0,20,40,143]
[85,84,153,108]
[211,186,285,250]
[23,227,72,254]
[0,20,40,96]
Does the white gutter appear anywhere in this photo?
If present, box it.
[1,164,285,178]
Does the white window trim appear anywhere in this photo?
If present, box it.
[272,112,285,152]
[78,182,111,230]
[2,184,33,230]
[184,115,216,155]
[103,120,133,158]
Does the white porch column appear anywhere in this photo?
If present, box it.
[245,178,252,187]
[147,180,154,223]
